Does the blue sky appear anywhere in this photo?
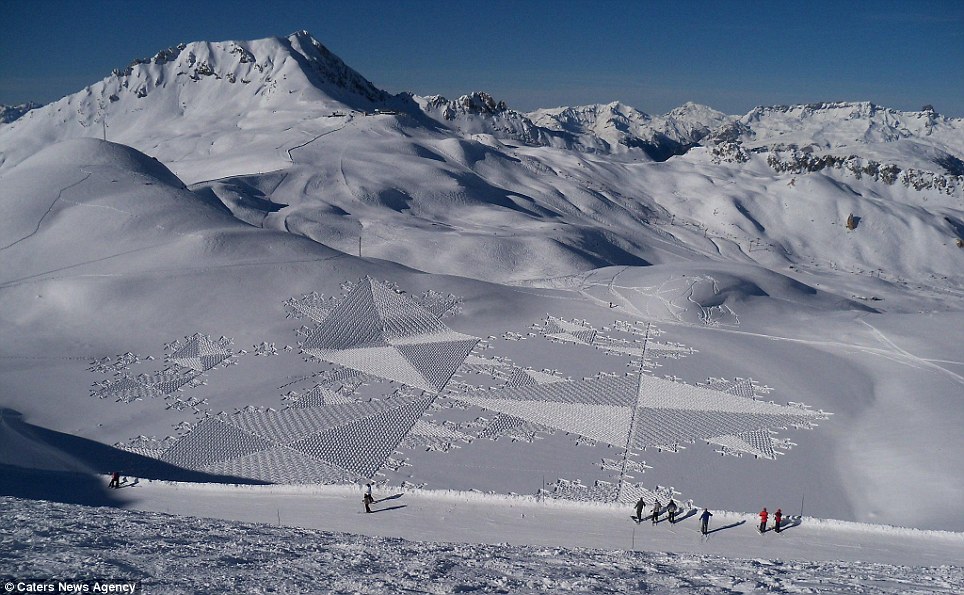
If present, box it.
[1,0,962,116]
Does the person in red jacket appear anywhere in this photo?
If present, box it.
[759,507,768,533]
[774,508,783,533]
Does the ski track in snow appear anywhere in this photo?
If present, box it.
[0,172,91,252]
[3,496,961,594]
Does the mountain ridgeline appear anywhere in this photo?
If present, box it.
[0,30,962,289]
[1,31,962,172]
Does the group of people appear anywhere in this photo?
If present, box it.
[634,497,785,535]
[759,507,783,533]
[634,497,681,526]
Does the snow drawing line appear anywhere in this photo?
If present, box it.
[90,280,831,503]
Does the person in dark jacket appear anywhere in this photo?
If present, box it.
[699,508,713,534]
[634,497,645,522]
[108,471,120,489]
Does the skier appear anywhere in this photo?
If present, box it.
[651,499,661,525]
[759,507,768,533]
[666,499,678,523]
[363,482,374,513]
[108,471,120,489]
[634,497,646,523]
[699,508,713,535]
[774,508,783,533]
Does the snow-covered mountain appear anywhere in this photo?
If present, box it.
[1,30,963,548]
[0,31,392,174]
[0,102,42,124]
[709,101,964,176]
[527,101,731,159]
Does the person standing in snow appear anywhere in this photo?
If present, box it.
[699,508,713,535]
[759,507,768,533]
[651,499,661,525]
[774,508,783,533]
[634,497,646,522]
[108,471,120,489]
[666,499,678,523]
[363,482,374,513]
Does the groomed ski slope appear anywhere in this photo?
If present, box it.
[3,480,963,594]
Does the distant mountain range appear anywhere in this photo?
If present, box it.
[2,31,962,176]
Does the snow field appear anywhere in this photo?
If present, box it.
[7,474,962,594]
[6,495,962,594]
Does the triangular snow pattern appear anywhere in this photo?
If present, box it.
[630,409,813,451]
[707,430,777,459]
[160,418,273,468]
[170,335,232,372]
[367,278,450,340]
[311,346,435,391]
[477,413,553,441]
[457,394,633,446]
[95,376,168,402]
[544,317,596,345]
[484,374,639,407]
[715,378,757,398]
[142,369,198,394]
[226,396,424,444]
[395,339,479,392]
[290,385,336,408]
[288,397,433,477]
[301,279,478,392]
[636,374,819,416]
[524,369,568,384]
[505,368,538,388]
[303,281,387,351]
[202,445,361,484]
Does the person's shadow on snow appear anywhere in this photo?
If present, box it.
[673,508,697,524]
[371,504,407,513]
[776,515,803,532]
[374,493,403,504]
[706,519,745,534]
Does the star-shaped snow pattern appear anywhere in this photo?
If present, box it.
[455,317,829,500]
[300,278,479,393]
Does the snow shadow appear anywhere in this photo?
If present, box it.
[706,519,746,535]
[0,464,129,507]
[776,516,803,532]
[374,493,404,504]
[371,504,407,514]
[0,408,267,508]
[673,507,698,524]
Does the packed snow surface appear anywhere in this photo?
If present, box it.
[3,485,963,594]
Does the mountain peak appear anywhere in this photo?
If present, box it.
[106,31,388,106]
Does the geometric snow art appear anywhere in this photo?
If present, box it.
[446,317,831,502]
[300,277,478,393]
[168,333,235,372]
[94,285,831,504]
